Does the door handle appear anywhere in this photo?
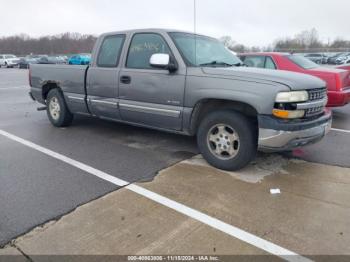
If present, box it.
[120,75,131,84]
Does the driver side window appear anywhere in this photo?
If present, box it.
[126,33,171,69]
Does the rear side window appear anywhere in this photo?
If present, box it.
[243,56,265,68]
[97,34,125,67]
[126,33,171,69]
[265,57,276,69]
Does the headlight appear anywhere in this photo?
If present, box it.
[275,91,309,103]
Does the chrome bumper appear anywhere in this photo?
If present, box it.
[258,117,332,152]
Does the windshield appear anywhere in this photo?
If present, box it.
[286,55,318,69]
[169,32,242,67]
[5,55,16,59]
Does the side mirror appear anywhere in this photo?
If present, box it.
[150,53,177,72]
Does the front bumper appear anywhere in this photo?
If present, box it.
[258,110,332,152]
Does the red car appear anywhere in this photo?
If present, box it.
[336,64,350,72]
[239,52,350,107]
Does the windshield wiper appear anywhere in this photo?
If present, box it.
[233,62,246,67]
[199,61,234,67]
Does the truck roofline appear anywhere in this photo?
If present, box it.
[99,28,208,38]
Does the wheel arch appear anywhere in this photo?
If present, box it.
[42,82,62,101]
[189,98,259,135]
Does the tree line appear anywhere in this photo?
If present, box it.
[1,28,349,56]
[274,28,350,52]
[0,33,97,56]
[221,28,350,53]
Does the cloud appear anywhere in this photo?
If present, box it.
[0,0,349,46]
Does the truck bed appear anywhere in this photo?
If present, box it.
[30,64,88,103]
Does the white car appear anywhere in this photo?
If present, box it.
[0,54,20,68]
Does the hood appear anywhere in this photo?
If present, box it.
[201,67,326,91]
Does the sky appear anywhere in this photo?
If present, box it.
[0,0,349,47]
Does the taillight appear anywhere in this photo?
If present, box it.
[335,74,343,90]
[29,67,32,87]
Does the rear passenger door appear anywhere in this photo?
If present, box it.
[87,34,126,119]
[118,33,186,131]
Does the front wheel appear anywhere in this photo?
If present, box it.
[46,89,74,127]
[197,110,257,171]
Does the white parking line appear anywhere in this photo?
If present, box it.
[0,129,311,262]
[331,128,350,134]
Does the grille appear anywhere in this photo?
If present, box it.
[308,88,327,101]
[305,106,324,117]
[303,88,327,118]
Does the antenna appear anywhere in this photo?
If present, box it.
[193,0,197,65]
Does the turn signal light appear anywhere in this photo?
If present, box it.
[272,109,305,119]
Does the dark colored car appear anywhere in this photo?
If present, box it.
[304,53,327,64]
[328,53,350,65]
[19,57,39,69]
[334,53,350,65]
[38,56,66,64]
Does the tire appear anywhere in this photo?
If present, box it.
[46,89,74,127]
[197,110,257,171]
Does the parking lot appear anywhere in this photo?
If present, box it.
[1,68,350,261]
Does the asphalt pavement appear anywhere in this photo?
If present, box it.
[0,68,197,247]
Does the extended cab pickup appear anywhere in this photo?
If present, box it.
[29,29,332,171]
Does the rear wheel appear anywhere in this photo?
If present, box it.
[197,110,257,171]
[46,89,74,127]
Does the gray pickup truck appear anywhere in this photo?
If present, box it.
[29,29,332,171]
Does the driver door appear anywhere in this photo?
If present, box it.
[119,33,186,130]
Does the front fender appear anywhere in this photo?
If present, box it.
[185,75,289,114]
